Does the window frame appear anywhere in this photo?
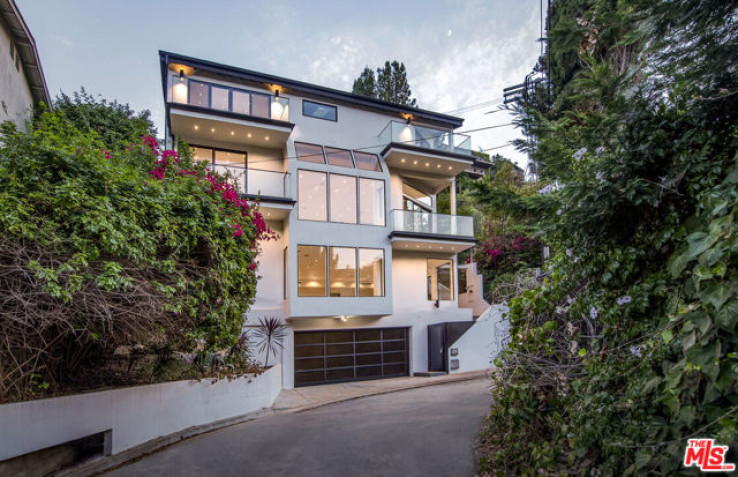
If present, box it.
[302,99,338,122]
[297,169,328,222]
[296,245,386,298]
[358,247,385,297]
[295,141,326,164]
[328,173,358,224]
[358,177,386,227]
[297,244,329,297]
[427,259,455,302]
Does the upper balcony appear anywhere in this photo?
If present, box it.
[167,73,293,149]
[390,209,475,253]
[211,164,293,220]
[379,121,474,179]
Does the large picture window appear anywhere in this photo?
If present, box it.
[427,259,454,301]
[298,246,327,297]
[329,247,357,297]
[329,174,357,224]
[359,178,385,226]
[298,170,327,221]
[298,246,385,298]
[359,249,384,297]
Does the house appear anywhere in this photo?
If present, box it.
[0,0,50,128]
[159,51,501,388]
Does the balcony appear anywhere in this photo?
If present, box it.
[379,121,474,179]
[167,76,293,149]
[390,209,475,253]
[211,165,293,219]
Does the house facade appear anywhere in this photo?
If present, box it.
[0,0,50,128]
[159,51,493,389]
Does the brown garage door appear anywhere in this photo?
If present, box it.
[294,328,409,386]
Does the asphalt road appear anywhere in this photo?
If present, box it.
[106,379,491,477]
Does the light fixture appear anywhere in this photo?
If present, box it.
[339,315,348,322]
[194,125,199,130]
[247,133,252,138]
[274,89,280,99]
[425,162,430,167]
[413,160,418,165]
[437,164,441,168]
[179,68,184,82]
[211,127,215,133]
[401,158,406,163]
[265,136,270,141]
[230,131,235,136]
[448,166,452,170]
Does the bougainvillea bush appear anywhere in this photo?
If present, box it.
[474,225,542,297]
[0,108,272,402]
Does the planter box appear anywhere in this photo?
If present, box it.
[0,364,282,462]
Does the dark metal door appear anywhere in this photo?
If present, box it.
[428,323,446,372]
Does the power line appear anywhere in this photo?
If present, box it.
[443,96,504,115]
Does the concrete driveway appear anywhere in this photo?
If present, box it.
[106,379,491,477]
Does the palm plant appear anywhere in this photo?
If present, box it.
[252,317,287,367]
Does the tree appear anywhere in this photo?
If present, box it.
[351,66,376,98]
[351,61,418,107]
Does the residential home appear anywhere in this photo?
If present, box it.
[0,0,50,128]
[159,51,499,388]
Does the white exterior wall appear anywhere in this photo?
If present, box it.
[448,305,509,374]
[0,23,33,128]
[0,365,282,461]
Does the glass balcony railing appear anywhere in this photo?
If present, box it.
[379,121,472,156]
[210,164,290,198]
[169,75,290,121]
[391,209,474,238]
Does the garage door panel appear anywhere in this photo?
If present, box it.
[294,328,408,386]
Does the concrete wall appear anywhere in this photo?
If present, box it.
[458,262,490,317]
[448,305,510,374]
[0,365,282,462]
[0,22,34,128]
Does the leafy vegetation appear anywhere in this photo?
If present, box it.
[0,95,271,402]
[480,0,738,474]
[352,61,417,106]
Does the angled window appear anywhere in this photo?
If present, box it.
[298,170,327,221]
[303,100,337,121]
[298,245,327,297]
[359,248,384,297]
[329,247,357,297]
[325,147,354,168]
[295,142,325,164]
[329,174,357,224]
[353,151,382,172]
[359,178,385,226]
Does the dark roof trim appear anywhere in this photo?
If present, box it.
[389,231,477,243]
[159,51,464,130]
[170,103,295,130]
[381,142,475,162]
[0,0,51,107]
[242,194,296,205]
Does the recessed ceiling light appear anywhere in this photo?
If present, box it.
[247,133,252,138]
[401,158,406,163]
[265,136,270,141]
[194,125,199,130]
[425,162,429,167]
[437,164,441,168]
[448,166,452,170]
[211,128,215,133]
[413,160,418,165]
[230,131,235,136]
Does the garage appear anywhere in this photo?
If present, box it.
[294,328,409,386]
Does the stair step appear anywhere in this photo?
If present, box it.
[413,371,447,377]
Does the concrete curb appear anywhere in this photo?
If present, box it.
[59,371,489,476]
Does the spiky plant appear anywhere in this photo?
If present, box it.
[252,317,287,367]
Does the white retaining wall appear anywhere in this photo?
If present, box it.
[0,364,282,461]
[448,305,509,374]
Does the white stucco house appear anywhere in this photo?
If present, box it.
[0,0,50,128]
[159,51,503,389]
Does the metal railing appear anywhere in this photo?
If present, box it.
[379,120,472,156]
[391,209,474,237]
[170,75,290,121]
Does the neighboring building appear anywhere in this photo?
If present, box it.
[159,51,500,388]
[0,0,50,128]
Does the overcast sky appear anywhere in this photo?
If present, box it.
[19,0,542,167]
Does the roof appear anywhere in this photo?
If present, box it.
[159,51,464,130]
[0,0,51,107]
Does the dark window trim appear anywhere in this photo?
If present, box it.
[302,99,338,122]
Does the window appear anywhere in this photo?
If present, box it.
[192,146,214,164]
[353,151,382,172]
[298,170,327,221]
[211,85,230,111]
[329,247,356,297]
[359,178,385,226]
[303,100,337,121]
[298,246,384,298]
[214,150,246,192]
[403,183,432,212]
[428,259,454,301]
[329,174,357,224]
[232,90,251,115]
[295,142,325,164]
[252,93,270,118]
[189,80,210,108]
[325,147,354,168]
[298,246,327,297]
[359,249,384,297]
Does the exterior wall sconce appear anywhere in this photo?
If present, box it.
[179,68,184,82]
[274,89,280,99]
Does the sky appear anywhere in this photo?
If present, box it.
[18,0,543,168]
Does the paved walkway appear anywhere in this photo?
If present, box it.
[106,379,492,477]
[272,370,488,412]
